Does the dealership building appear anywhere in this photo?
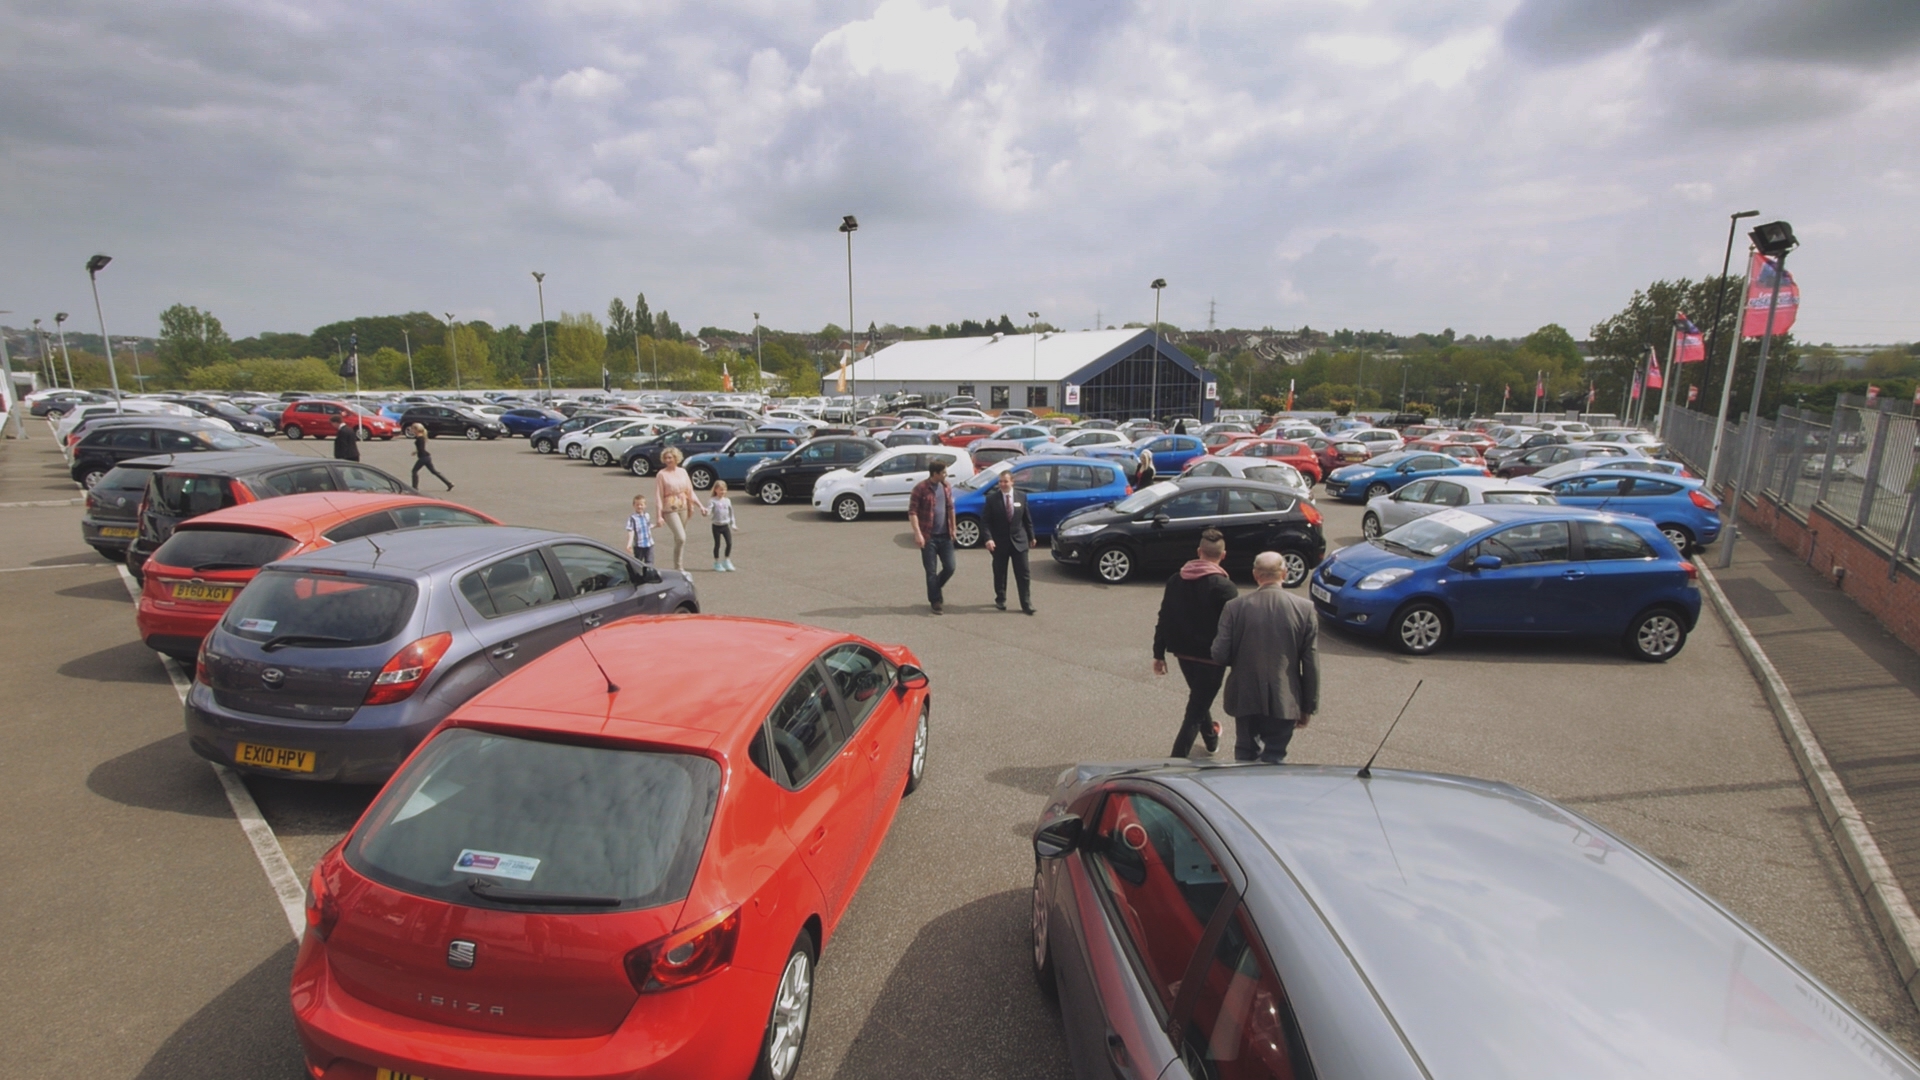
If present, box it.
[835,328,1217,421]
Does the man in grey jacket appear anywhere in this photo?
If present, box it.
[1210,550,1319,763]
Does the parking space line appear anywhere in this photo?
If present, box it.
[0,562,108,572]
[116,566,308,940]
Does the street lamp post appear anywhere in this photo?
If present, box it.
[532,272,552,396]
[54,313,75,390]
[839,215,859,392]
[444,313,462,392]
[1719,220,1797,569]
[32,318,49,387]
[84,255,124,413]
[1150,278,1166,421]
[1028,311,1040,387]
[753,312,762,390]
[401,328,415,391]
[1698,210,1761,412]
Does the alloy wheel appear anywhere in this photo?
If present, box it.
[835,495,863,522]
[1279,550,1308,588]
[1633,612,1684,660]
[906,708,928,793]
[629,457,652,477]
[1032,867,1049,973]
[464,427,481,440]
[534,439,554,454]
[689,467,714,490]
[758,481,784,504]
[284,424,303,440]
[764,948,813,1080]
[1094,547,1132,583]
[590,448,611,466]
[1361,513,1382,539]
[1661,525,1692,553]
[565,443,583,459]
[953,517,982,548]
[1366,482,1390,499]
[1396,606,1445,653]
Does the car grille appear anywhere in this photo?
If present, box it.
[1324,480,1346,495]
[1320,569,1347,587]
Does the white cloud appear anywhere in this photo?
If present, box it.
[809,0,983,91]
[550,66,624,101]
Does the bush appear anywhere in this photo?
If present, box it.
[184,358,347,393]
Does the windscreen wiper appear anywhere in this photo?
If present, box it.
[467,879,619,907]
[260,633,354,652]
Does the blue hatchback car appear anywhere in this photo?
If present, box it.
[1132,433,1207,474]
[951,455,1132,548]
[682,433,802,491]
[497,406,566,437]
[1309,504,1700,660]
[1324,450,1488,503]
[1531,471,1723,552]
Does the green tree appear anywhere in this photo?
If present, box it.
[553,312,608,386]
[653,310,683,342]
[442,323,495,387]
[1798,345,1846,384]
[607,298,636,358]
[156,304,232,382]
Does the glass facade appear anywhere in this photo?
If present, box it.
[1078,346,1201,421]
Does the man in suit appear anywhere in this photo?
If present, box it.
[982,469,1036,614]
[1210,550,1319,762]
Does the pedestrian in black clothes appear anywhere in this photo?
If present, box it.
[1153,528,1237,756]
[332,418,360,461]
[1136,449,1156,487]
[407,423,453,491]
[982,469,1036,614]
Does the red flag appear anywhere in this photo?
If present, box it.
[1630,372,1642,400]
[1586,382,1596,407]
[1743,251,1799,337]
[1688,385,1699,404]
[1645,351,1663,390]
[1866,385,1880,403]
[1534,373,1545,400]
[1677,330,1706,362]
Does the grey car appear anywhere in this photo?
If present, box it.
[184,525,698,784]
[1031,761,1920,1080]
[1360,474,1556,538]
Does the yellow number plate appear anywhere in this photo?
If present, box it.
[376,1071,432,1080]
[235,742,315,773]
[99,526,138,539]
[170,582,238,603]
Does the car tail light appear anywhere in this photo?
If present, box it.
[230,481,257,506]
[1298,500,1323,526]
[624,906,741,993]
[305,864,340,941]
[363,632,453,706]
[1122,484,1133,495]
[1689,489,1718,510]
[194,638,212,685]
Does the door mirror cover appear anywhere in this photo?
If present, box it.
[1152,514,1171,527]
[1472,554,1503,571]
[1033,815,1083,860]
[639,565,664,585]
[896,663,930,695]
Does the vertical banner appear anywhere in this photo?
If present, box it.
[1743,251,1800,337]
[1063,383,1080,407]
[1203,380,1218,400]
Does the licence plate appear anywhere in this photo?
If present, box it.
[1311,584,1332,604]
[376,1071,432,1080]
[170,582,238,603]
[99,526,138,539]
[235,742,315,773]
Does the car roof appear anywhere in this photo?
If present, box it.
[173,492,494,542]
[149,450,313,477]
[273,524,565,576]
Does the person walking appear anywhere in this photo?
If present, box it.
[654,446,700,572]
[908,457,957,614]
[332,416,360,462]
[1210,550,1318,763]
[407,423,452,491]
[623,493,655,567]
[1136,448,1156,487]
[1152,528,1237,756]
[706,481,738,572]
[982,469,1035,614]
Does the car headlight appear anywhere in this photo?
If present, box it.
[1356,568,1414,591]
[1058,522,1104,538]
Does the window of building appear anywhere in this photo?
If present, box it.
[1027,386,1049,408]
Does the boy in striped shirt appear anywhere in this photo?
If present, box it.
[624,494,655,567]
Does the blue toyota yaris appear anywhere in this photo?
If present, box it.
[497,406,566,437]
[1309,504,1700,660]
[1532,471,1723,552]
[950,455,1133,548]
[1324,450,1489,503]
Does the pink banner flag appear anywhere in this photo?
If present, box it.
[1743,251,1799,338]
[1645,351,1663,390]
[1867,385,1880,403]
[1630,372,1642,400]
[1677,331,1706,362]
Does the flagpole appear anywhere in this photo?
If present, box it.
[1718,246,1792,569]
[1706,249,1758,488]
[1655,322,1679,438]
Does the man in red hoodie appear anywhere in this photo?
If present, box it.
[1152,528,1239,756]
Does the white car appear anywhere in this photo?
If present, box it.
[1515,456,1688,486]
[1270,423,1325,442]
[1037,429,1130,453]
[763,409,819,436]
[581,420,689,466]
[893,417,946,434]
[1538,420,1595,440]
[1179,456,1313,500]
[54,400,195,443]
[1348,428,1405,456]
[558,417,648,459]
[1361,475,1558,539]
[811,444,976,521]
[940,407,990,423]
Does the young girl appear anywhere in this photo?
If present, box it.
[707,482,738,572]
[624,494,655,567]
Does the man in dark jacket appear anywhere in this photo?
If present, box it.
[332,417,360,461]
[982,469,1036,614]
[908,458,957,614]
[1153,528,1237,756]
[1211,550,1319,763]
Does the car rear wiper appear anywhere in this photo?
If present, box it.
[467,879,619,907]
[193,561,259,572]
[260,633,354,652]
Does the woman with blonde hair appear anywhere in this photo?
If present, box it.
[408,423,453,491]
[653,446,705,571]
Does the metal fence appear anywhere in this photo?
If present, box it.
[1664,394,1920,561]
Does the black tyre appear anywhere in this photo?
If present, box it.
[757,480,785,504]
[283,424,303,440]
[463,427,481,441]
[589,447,612,467]
[1032,864,1058,1001]
[689,466,716,490]
[90,545,121,561]
[1389,601,1448,655]
[1658,524,1695,554]
[1361,512,1383,539]
[1625,607,1688,662]
[565,443,584,459]
[628,456,652,477]
[78,467,107,490]
[749,933,817,1080]
[1276,548,1311,588]
[1093,545,1134,583]
[903,705,928,796]
[356,425,371,441]
[833,494,863,522]
[953,515,984,549]
[533,438,556,454]
[1365,481,1390,499]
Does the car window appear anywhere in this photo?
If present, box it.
[1180,908,1311,1080]
[392,505,489,530]
[1011,466,1052,493]
[1427,481,1468,506]
[1054,464,1100,491]
[459,550,562,617]
[869,454,921,477]
[100,428,153,450]
[838,442,875,463]
[1623,479,1681,497]
[1411,455,1454,471]
[732,438,766,454]
[263,464,339,495]
[1552,476,1629,497]
[337,464,405,493]
[324,511,400,543]
[820,643,894,733]
[224,569,417,647]
[1395,480,1434,503]
[765,666,844,788]
[1477,521,1570,564]
[1581,521,1656,560]
[1482,490,1556,505]
[154,528,299,572]
[551,543,634,596]
[1086,793,1228,1017]
[1189,462,1226,477]
[157,429,205,451]
[1224,488,1284,514]
[1157,489,1221,520]
[801,442,838,463]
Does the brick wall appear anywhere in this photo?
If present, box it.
[1737,493,1920,654]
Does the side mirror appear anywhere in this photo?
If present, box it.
[1033,815,1083,860]
[1152,514,1171,528]
[639,565,664,585]
[1472,554,1503,571]
[895,663,930,696]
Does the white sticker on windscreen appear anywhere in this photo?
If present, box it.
[1426,509,1493,532]
[236,618,277,633]
[453,849,540,881]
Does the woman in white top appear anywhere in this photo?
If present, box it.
[653,446,705,571]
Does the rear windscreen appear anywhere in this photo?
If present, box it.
[98,467,157,494]
[223,569,417,647]
[348,729,720,911]
[153,528,299,572]
[151,473,237,517]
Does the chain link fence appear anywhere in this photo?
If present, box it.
[1664,394,1920,561]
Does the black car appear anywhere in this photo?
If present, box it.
[620,424,745,477]
[69,420,266,488]
[881,430,941,448]
[527,412,616,454]
[1049,475,1325,586]
[81,459,173,559]
[743,436,883,504]
[31,390,108,418]
[1485,432,1570,469]
[397,404,508,440]
[125,451,414,578]
[173,397,273,435]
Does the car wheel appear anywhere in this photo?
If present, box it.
[46,408,66,421]
[1277,549,1310,588]
[589,447,612,467]
[1365,481,1391,499]
[356,426,370,441]
[1390,601,1448,655]
[1659,524,1695,553]
[79,467,107,490]
[1093,545,1134,583]
[1032,864,1058,1000]
[834,495,863,522]
[1361,512,1383,539]
[90,545,121,561]
[533,439,556,454]
[628,456,652,477]
[750,934,817,1080]
[953,515,983,549]
[904,704,928,796]
[689,466,715,490]
[1626,607,1688,662]
[283,424,303,440]
[758,481,785,505]
[565,443,583,459]
[464,427,481,441]
[674,603,697,615]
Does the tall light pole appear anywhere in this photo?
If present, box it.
[0,313,19,439]
[753,312,762,389]
[1719,220,1796,569]
[401,328,415,391]
[444,313,462,392]
[1698,209,1761,412]
[839,215,859,392]
[532,272,552,396]
[1028,311,1040,388]
[54,313,75,389]
[84,255,124,412]
[1150,278,1166,421]
[31,318,48,387]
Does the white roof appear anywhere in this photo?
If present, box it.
[837,329,1154,384]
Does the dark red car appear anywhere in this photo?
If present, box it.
[1216,439,1324,484]
[939,422,1002,448]
[280,399,401,441]
[293,616,930,1080]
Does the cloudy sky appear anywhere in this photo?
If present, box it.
[4,0,1918,344]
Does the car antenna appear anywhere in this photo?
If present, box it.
[1358,679,1423,779]
[577,634,620,695]
[364,534,384,567]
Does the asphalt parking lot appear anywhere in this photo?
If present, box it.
[6,430,1920,1079]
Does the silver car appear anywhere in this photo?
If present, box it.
[185,525,697,783]
[1361,473,1555,538]
[1180,455,1312,500]
[1031,761,1920,1080]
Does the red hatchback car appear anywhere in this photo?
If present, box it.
[293,616,931,1080]
[1216,439,1324,484]
[938,421,1001,448]
[282,399,401,441]
[135,492,498,662]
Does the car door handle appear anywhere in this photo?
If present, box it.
[489,641,519,659]
[866,738,882,762]
[1106,1032,1133,1076]
[583,613,604,628]
[807,826,828,856]
[1561,569,1588,581]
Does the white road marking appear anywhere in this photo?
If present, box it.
[116,565,308,940]
[0,562,108,572]
[0,498,85,508]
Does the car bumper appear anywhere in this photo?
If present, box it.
[81,517,140,552]
[293,937,773,1080]
[1306,574,1397,634]
[184,682,445,784]
[136,597,222,655]
[1049,538,1097,566]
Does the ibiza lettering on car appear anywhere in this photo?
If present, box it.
[417,992,504,1016]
